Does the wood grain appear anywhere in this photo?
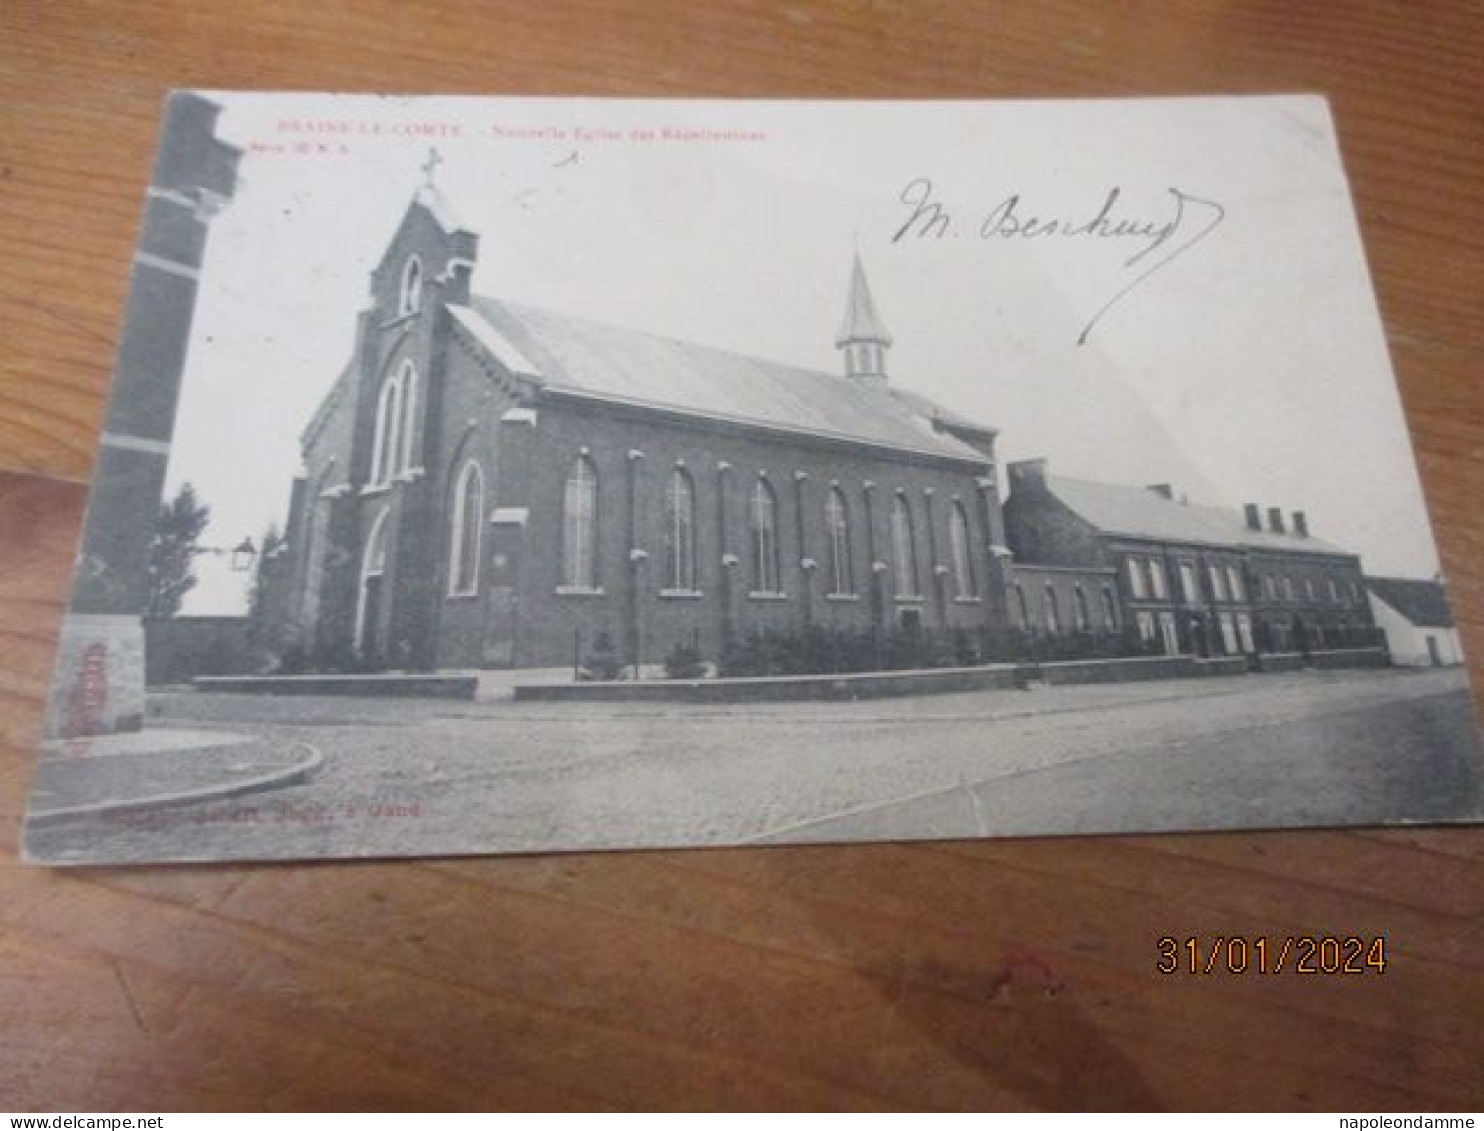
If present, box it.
[1,0,1481,1110]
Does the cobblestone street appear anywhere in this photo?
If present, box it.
[25,667,1482,863]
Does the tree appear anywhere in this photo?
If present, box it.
[146,482,210,619]
[246,522,285,649]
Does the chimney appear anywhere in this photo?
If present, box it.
[1146,483,1174,500]
[1244,503,1261,530]
[1292,511,1308,538]
[1008,458,1049,491]
[1267,507,1286,535]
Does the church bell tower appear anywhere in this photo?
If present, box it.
[835,252,892,386]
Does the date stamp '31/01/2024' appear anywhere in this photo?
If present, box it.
[1157,936,1388,975]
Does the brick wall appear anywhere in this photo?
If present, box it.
[1009,563,1122,636]
[481,395,1004,669]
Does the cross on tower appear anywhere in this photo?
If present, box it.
[421,147,443,187]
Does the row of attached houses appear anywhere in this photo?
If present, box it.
[1002,459,1376,658]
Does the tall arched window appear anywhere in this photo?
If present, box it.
[448,460,483,597]
[399,360,419,473]
[890,493,919,597]
[370,376,403,486]
[562,455,599,590]
[663,467,697,592]
[398,255,422,317]
[749,478,780,594]
[948,501,975,598]
[1074,585,1090,631]
[354,508,390,653]
[825,487,853,596]
[1044,585,1061,634]
[1014,583,1030,629]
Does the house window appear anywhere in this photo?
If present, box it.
[890,493,920,597]
[750,477,781,594]
[562,455,599,590]
[1219,613,1239,654]
[370,375,403,487]
[825,487,853,596]
[1351,580,1362,605]
[1283,576,1295,602]
[447,460,483,596]
[1227,565,1245,602]
[949,501,976,598]
[1158,611,1180,655]
[1148,558,1168,600]
[1136,610,1156,643]
[1305,577,1316,602]
[1044,585,1061,634]
[1209,564,1228,602]
[1329,577,1340,603]
[1102,586,1119,631]
[1179,561,1199,603]
[1074,586,1090,631]
[1263,573,1276,601]
[662,467,697,592]
[1236,612,1255,653]
[398,255,422,317]
[1126,557,1148,599]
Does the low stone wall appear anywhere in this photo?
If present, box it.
[1257,652,1308,673]
[146,615,255,686]
[196,646,1392,704]
[515,664,1025,703]
[194,673,479,699]
[1192,656,1250,678]
[1310,647,1390,670]
[1038,655,1198,686]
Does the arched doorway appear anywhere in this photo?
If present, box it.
[354,508,389,659]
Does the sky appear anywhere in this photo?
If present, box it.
[160,94,1442,613]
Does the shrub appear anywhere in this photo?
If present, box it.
[663,641,706,680]
[580,632,624,681]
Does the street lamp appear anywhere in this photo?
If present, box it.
[230,537,258,573]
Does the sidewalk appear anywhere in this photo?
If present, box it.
[26,732,322,826]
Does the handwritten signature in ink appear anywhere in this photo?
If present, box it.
[891,177,1226,345]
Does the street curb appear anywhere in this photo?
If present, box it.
[24,742,325,828]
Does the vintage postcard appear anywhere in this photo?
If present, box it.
[24,92,1482,864]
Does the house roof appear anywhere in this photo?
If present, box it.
[1044,473,1351,555]
[453,296,989,462]
[835,253,893,347]
[1367,576,1454,627]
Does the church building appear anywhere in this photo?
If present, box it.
[276,166,1019,671]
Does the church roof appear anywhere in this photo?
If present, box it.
[453,297,987,462]
[1044,473,1351,555]
[834,253,893,347]
[1367,576,1454,627]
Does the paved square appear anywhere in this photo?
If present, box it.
[25,668,1482,864]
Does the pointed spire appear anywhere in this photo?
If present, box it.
[835,252,893,348]
[836,252,892,384]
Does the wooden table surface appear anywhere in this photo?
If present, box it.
[2,0,1482,1111]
